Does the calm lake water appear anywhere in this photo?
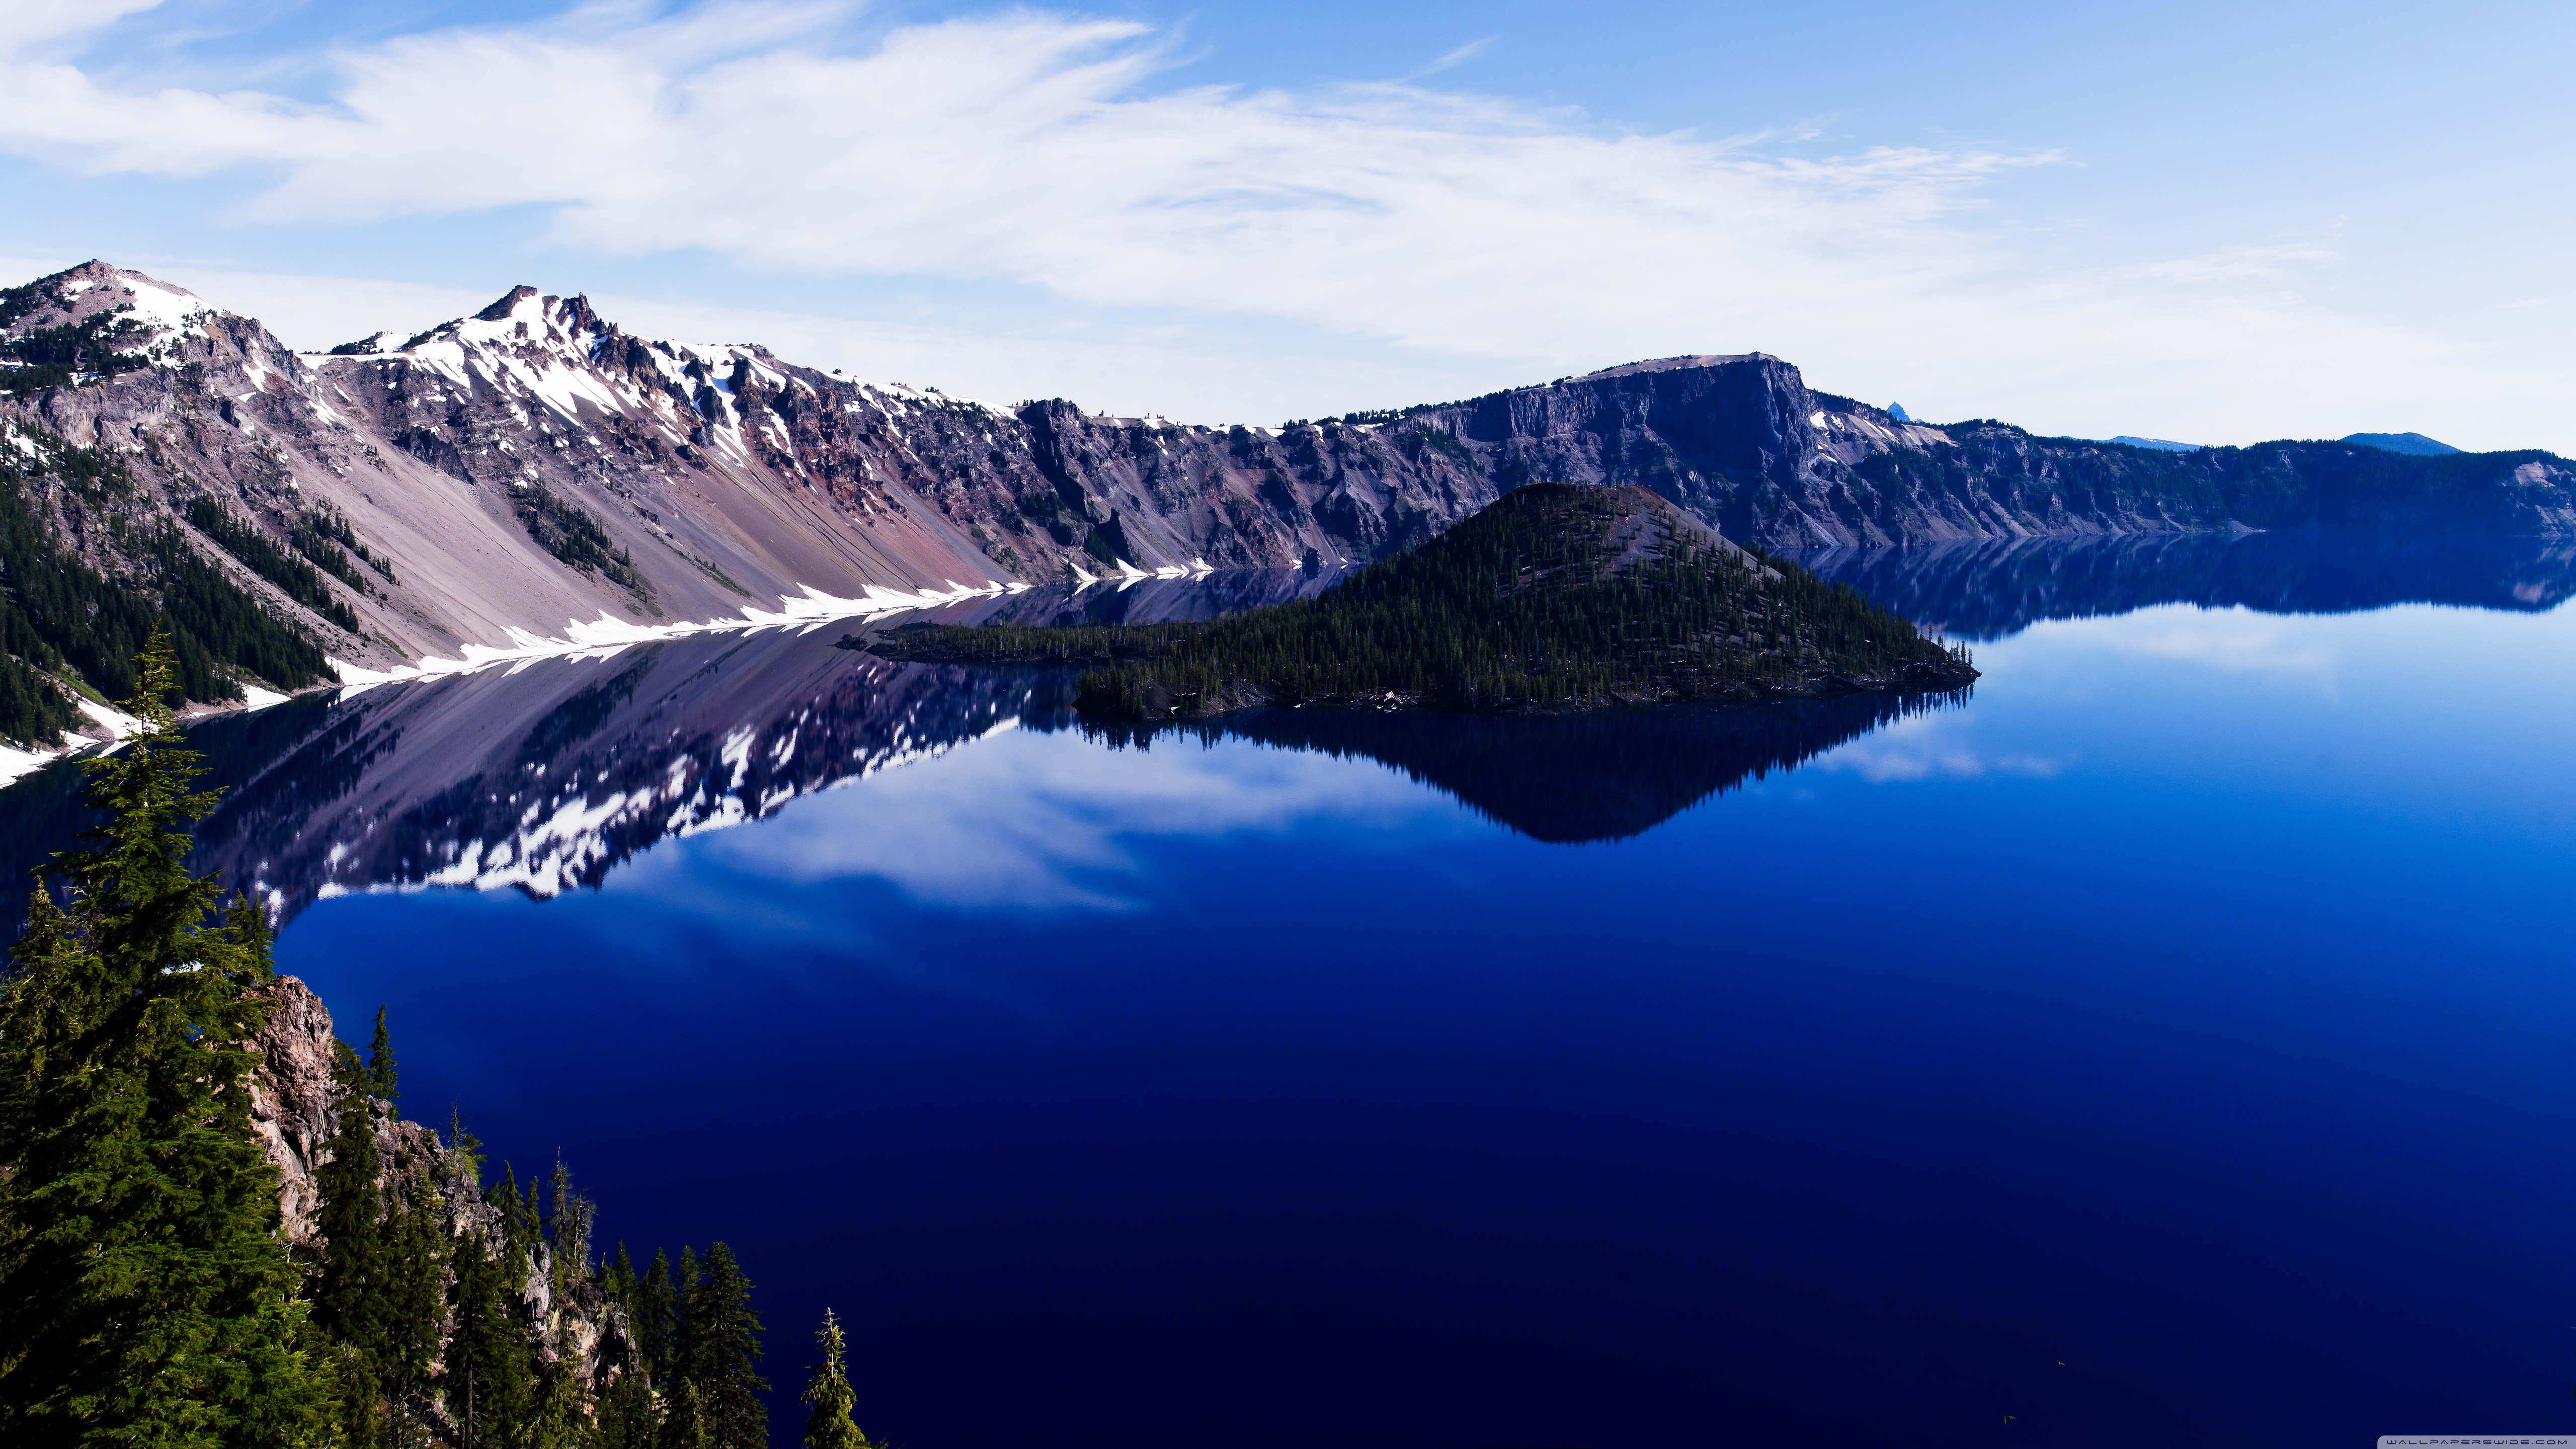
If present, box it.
[9,533,2576,1448]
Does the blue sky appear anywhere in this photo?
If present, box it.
[3,1,2567,449]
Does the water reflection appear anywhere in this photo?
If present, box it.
[11,527,2551,915]
[1791,530,2576,639]
[0,617,1958,920]
[1088,693,1961,843]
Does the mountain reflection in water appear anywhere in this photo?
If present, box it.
[0,622,1956,921]
[1,528,2565,918]
[1791,529,2576,639]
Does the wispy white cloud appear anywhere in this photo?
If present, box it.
[1401,36,1496,81]
[685,726,1446,910]
[4,1,2564,448]
[2057,606,2341,688]
[1815,713,2068,784]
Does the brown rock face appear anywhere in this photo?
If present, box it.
[248,974,341,1249]
[248,974,637,1405]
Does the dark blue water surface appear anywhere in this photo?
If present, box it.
[17,538,2576,1447]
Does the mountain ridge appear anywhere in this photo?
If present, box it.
[0,259,2568,731]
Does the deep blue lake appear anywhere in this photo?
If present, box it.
[10,533,2575,1447]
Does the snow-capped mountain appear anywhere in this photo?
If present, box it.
[2,259,2571,715]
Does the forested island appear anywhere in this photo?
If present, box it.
[0,634,880,1447]
[866,484,1977,719]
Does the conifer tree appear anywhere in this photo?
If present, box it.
[315,1036,391,1438]
[677,1242,769,1449]
[657,1376,708,1449]
[596,1364,659,1449]
[377,1126,447,1433]
[314,1007,448,1444]
[444,1227,530,1440]
[638,1247,679,1387]
[668,1245,698,1386]
[365,1004,397,1099]
[0,627,330,1442]
[801,1309,870,1449]
[521,1349,594,1449]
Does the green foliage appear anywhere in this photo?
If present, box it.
[597,1365,659,1449]
[893,484,1969,715]
[1402,424,1474,466]
[0,627,331,1443]
[514,482,646,594]
[312,1008,446,1446]
[443,1227,530,1440]
[520,1352,596,1449]
[801,1309,870,1449]
[185,495,363,632]
[0,426,331,738]
[676,1243,768,1449]
[289,508,380,592]
[657,1377,708,1449]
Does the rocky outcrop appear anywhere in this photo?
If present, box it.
[248,975,635,1400]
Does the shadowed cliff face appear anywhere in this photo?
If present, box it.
[1789,531,2576,639]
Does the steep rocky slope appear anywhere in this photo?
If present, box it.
[3,260,2569,722]
[248,975,636,1411]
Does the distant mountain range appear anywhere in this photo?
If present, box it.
[0,259,2567,716]
[2341,432,2461,457]
[2107,432,2462,457]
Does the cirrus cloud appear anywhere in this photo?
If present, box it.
[2,0,2562,450]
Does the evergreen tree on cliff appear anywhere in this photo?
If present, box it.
[444,1225,531,1439]
[801,1309,871,1449]
[313,1008,446,1444]
[657,1376,709,1449]
[677,1242,768,1449]
[0,626,331,1442]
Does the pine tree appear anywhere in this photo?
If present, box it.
[657,1377,708,1449]
[314,1034,391,1439]
[676,1243,768,1449]
[520,1350,594,1449]
[377,1125,448,1436]
[0,627,331,1442]
[667,1245,698,1389]
[635,1246,679,1390]
[444,1227,530,1440]
[800,1309,870,1449]
[365,1004,397,1100]
[596,1365,659,1449]
[313,1006,448,1444]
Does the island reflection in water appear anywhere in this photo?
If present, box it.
[0,527,2563,920]
[4,530,2574,1445]
[0,627,1958,923]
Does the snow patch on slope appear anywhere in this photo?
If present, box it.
[327,580,1024,696]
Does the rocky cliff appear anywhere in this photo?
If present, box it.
[248,975,635,1407]
[4,261,2569,706]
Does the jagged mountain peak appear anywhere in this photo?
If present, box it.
[473,284,543,322]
